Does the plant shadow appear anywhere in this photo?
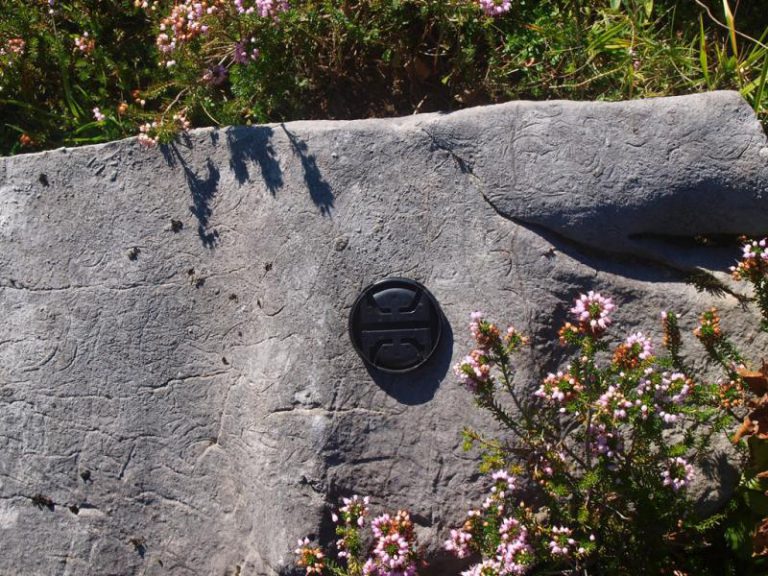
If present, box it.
[225,125,283,194]
[280,124,334,216]
[161,140,221,248]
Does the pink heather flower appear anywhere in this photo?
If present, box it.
[596,385,632,421]
[371,513,393,538]
[469,311,484,339]
[625,331,653,360]
[462,559,502,576]
[74,32,95,54]
[444,528,472,558]
[498,541,530,575]
[742,238,768,262]
[92,107,105,122]
[364,512,418,576]
[731,237,768,279]
[233,41,248,64]
[534,370,582,406]
[232,38,260,66]
[294,537,325,575]
[548,525,576,558]
[454,350,491,392]
[373,533,410,570]
[478,0,511,17]
[662,457,694,492]
[587,423,623,460]
[138,121,159,148]
[532,447,561,478]
[491,469,516,495]
[499,517,525,540]
[156,0,214,55]
[255,0,290,18]
[468,311,502,351]
[570,291,615,336]
[5,38,25,56]
[497,519,531,575]
[339,495,369,528]
[173,112,191,131]
[649,371,693,424]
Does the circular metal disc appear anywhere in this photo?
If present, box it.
[348,278,443,373]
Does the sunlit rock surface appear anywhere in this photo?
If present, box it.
[1,91,767,575]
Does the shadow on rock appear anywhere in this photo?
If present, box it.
[161,142,221,248]
[226,126,283,193]
[280,124,334,216]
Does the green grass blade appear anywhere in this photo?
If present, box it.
[0,99,59,119]
[753,51,768,115]
[722,0,738,57]
[699,15,711,89]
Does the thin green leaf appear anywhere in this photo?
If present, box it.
[753,52,768,115]
[699,15,711,89]
[722,0,738,57]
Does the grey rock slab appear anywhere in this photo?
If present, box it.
[0,91,767,575]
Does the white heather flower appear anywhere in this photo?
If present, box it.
[625,331,653,360]
[662,457,694,492]
[478,0,511,17]
[444,528,473,558]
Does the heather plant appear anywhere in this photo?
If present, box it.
[2,1,768,154]
[295,495,422,576]
[449,301,720,574]
[443,237,768,574]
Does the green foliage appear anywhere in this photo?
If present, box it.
[448,237,768,574]
[1,0,767,155]
[0,0,158,152]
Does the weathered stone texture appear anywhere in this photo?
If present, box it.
[1,91,767,575]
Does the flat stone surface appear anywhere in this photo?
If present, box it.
[1,91,767,575]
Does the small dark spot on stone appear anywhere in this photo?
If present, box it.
[222,356,229,365]
[194,278,205,288]
[170,219,183,233]
[39,174,49,187]
[158,560,164,567]
[127,247,140,261]
[187,268,195,276]
[129,537,147,557]
[69,505,79,515]
[9,279,17,287]
[264,262,273,272]
[237,331,242,337]
[257,299,262,308]
[31,494,54,511]
[80,469,91,482]
[228,293,238,302]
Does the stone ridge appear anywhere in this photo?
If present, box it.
[0,91,766,575]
